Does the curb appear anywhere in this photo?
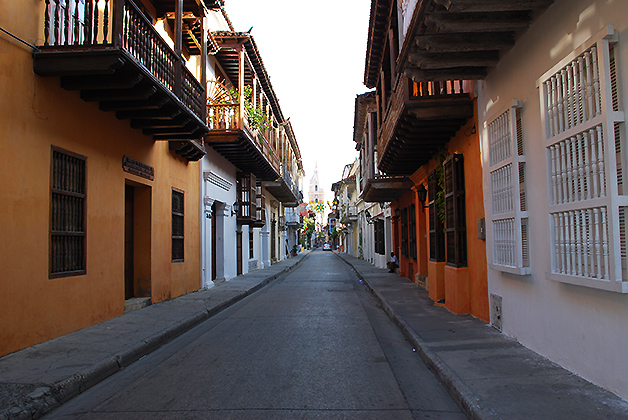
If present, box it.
[3,252,311,420]
[334,252,497,420]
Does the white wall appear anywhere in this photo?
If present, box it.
[478,0,628,398]
[201,148,238,287]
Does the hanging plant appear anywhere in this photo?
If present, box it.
[432,148,448,227]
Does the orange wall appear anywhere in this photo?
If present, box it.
[0,1,201,356]
[391,101,489,322]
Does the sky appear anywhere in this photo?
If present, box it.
[226,1,372,202]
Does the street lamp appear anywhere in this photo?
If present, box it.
[232,201,241,217]
[417,184,428,209]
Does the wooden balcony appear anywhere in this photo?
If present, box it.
[264,164,302,207]
[377,78,473,175]
[362,176,414,203]
[205,103,282,182]
[33,0,208,161]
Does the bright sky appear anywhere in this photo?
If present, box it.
[226,1,372,201]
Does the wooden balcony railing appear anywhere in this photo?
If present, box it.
[379,78,470,160]
[207,102,281,173]
[42,0,205,119]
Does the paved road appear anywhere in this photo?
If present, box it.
[45,251,465,419]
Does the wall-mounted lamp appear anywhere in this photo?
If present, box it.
[365,210,374,224]
[465,124,477,137]
[394,208,401,218]
[417,184,429,209]
[232,201,241,217]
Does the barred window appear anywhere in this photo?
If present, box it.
[172,189,184,262]
[50,147,86,278]
[409,204,417,260]
[401,208,408,257]
[428,171,445,262]
[540,28,627,292]
[488,105,529,274]
[374,219,385,255]
[444,154,467,267]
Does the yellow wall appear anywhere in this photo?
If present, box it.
[0,0,201,356]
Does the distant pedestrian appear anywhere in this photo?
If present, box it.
[387,252,398,273]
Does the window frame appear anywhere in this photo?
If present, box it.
[49,146,87,278]
[486,104,530,275]
[428,171,446,262]
[401,207,408,257]
[172,188,185,262]
[444,153,467,267]
[539,26,628,292]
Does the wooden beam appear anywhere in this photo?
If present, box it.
[434,0,554,13]
[408,50,499,69]
[424,11,532,33]
[61,73,143,90]
[416,32,515,52]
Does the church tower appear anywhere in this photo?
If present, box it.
[308,163,325,205]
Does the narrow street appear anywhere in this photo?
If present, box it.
[45,251,464,419]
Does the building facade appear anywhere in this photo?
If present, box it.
[0,0,216,356]
[476,0,628,399]
[203,26,303,285]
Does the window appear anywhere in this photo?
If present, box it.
[540,27,627,292]
[50,147,86,277]
[255,181,266,226]
[374,219,385,255]
[237,172,256,222]
[444,154,467,267]
[172,189,184,262]
[488,105,529,274]
[249,230,254,259]
[428,171,445,262]
[401,208,408,257]
[409,204,417,260]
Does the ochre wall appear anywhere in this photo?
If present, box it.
[0,1,201,356]
[391,100,489,322]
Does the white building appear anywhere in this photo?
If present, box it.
[201,9,303,287]
[474,0,628,399]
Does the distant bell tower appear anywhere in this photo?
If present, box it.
[308,162,325,205]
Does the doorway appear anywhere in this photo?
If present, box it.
[236,230,243,275]
[211,202,217,281]
[124,183,151,302]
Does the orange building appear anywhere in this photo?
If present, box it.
[360,0,552,321]
[0,0,217,356]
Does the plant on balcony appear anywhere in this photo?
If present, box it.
[228,85,272,132]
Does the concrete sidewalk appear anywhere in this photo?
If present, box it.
[335,252,628,419]
[0,251,311,420]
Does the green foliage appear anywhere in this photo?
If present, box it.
[432,148,449,227]
[231,85,272,132]
[331,226,339,238]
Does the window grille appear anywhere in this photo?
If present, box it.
[488,104,529,273]
[444,154,467,267]
[237,172,256,222]
[540,27,627,292]
[50,147,86,277]
[409,204,417,259]
[428,171,445,262]
[374,219,385,255]
[255,181,266,226]
[401,208,408,257]
[172,189,184,262]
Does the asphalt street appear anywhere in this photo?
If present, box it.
[44,251,465,419]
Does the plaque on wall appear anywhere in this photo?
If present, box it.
[123,156,154,181]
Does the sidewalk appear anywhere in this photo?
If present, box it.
[0,251,311,420]
[335,252,628,419]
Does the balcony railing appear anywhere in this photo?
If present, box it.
[42,0,205,120]
[207,102,281,174]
